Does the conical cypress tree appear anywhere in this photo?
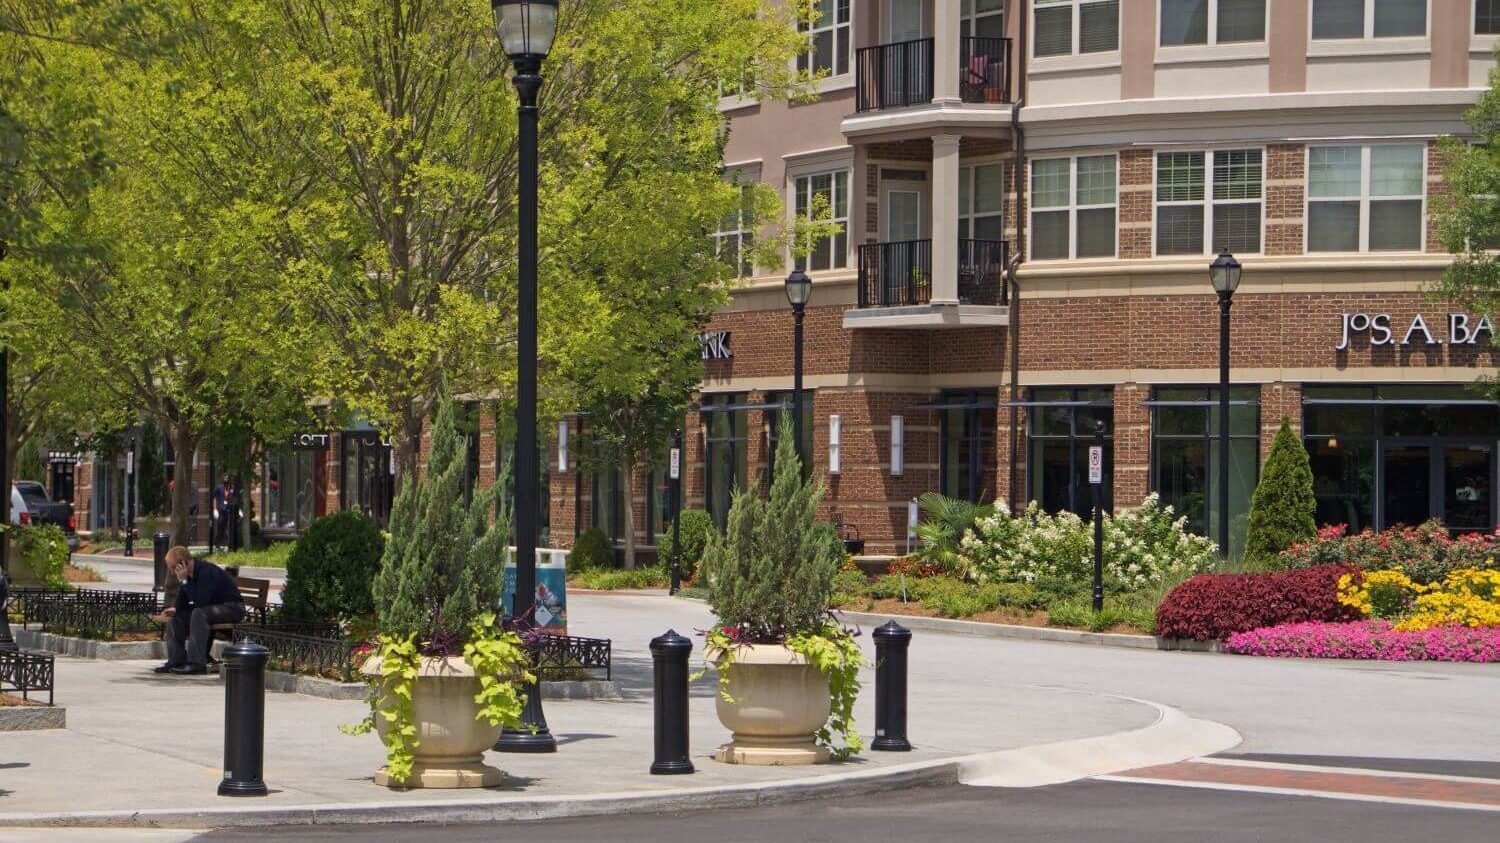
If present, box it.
[371,396,510,641]
[1243,417,1317,569]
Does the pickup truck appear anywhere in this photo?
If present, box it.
[11,480,81,552]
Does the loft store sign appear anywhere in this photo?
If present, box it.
[1336,312,1495,351]
[699,331,732,360]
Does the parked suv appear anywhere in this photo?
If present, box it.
[11,480,81,552]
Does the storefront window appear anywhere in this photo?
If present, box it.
[342,431,394,527]
[940,389,997,503]
[764,390,815,482]
[1302,384,1498,533]
[1028,387,1113,518]
[458,402,482,504]
[1151,385,1260,558]
[591,470,623,541]
[703,393,749,529]
[264,448,320,533]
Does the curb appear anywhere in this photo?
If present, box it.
[0,699,1238,829]
[14,629,165,661]
[837,611,1162,650]
[0,705,65,731]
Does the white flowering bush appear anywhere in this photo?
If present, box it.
[956,494,1214,591]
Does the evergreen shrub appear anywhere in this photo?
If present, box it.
[280,510,384,623]
[1243,418,1317,570]
[568,527,615,570]
[658,509,715,581]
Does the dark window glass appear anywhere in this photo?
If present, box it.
[1028,387,1114,519]
[592,470,623,542]
[940,390,997,503]
[703,393,749,529]
[1151,386,1260,558]
[1480,0,1500,34]
[1313,0,1364,38]
[1079,0,1120,52]
[1303,405,1375,438]
[1160,0,1208,45]
[1219,0,1267,41]
[1307,439,1376,534]
[764,391,815,483]
[342,432,394,528]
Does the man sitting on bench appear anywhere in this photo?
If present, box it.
[152,546,246,675]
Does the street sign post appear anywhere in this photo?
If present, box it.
[1090,424,1105,613]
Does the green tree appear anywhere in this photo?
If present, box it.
[1435,52,1500,335]
[1243,417,1317,569]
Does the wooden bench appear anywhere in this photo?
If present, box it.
[211,575,270,636]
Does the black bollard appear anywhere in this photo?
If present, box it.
[649,629,694,775]
[871,620,912,752]
[152,531,170,593]
[218,641,270,796]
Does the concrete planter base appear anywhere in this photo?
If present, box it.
[0,704,65,731]
[1154,637,1224,653]
[15,628,165,661]
[713,644,831,766]
[361,655,505,789]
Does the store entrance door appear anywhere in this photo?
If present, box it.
[1378,441,1495,532]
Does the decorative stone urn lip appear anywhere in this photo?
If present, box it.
[359,653,481,677]
[706,641,813,666]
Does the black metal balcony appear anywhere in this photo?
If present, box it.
[857,239,1009,308]
[960,37,1011,104]
[855,38,934,112]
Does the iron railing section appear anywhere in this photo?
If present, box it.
[855,38,934,112]
[536,633,612,681]
[8,588,163,638]
[0,649,55,705]
[233,626,364,682]
[858,239,932,307]
[960,37,1012,104]
[958,239,1008,305]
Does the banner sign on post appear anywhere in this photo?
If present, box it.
[669,447,680,480]
[1088,446,1103,485]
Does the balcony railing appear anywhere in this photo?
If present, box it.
[960,37,1011,104]
[857,239,1009,308]
[856,38,934,112]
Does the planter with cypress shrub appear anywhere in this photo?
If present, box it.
[343,397,532,789]
[700,418,864,765]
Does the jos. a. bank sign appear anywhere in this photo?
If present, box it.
[1336,312,1496,351]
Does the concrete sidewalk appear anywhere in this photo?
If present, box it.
[0,593,1228,829]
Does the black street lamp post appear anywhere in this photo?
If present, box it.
[1209,249,1242,561]
[494,0,558,754]
[0,229,14,652]
[785,270,811,468]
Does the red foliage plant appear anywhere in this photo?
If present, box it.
[1155,565,1364,641]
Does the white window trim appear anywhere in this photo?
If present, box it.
[1029,154,1119,261]
[787,161,853,273]
[1151,147,1267,259]
[959,159,1007,243]
[1156,0,1270,48]
[1309,0,1431,42]
[796,0,853,82]
[713,181,757,279]
[828,415,842,475]
[890,415,905,476]
[1031,0,1122,60]
[1304,142,1428,254]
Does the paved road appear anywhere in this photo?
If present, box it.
[185,778,1494,842]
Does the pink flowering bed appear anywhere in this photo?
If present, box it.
[1223,620,1500,663]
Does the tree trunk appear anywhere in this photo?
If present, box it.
[393,406,424,492]
[168,423,197,549]
[620,456,637,569]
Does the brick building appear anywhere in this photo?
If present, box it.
[550,0,1500,560]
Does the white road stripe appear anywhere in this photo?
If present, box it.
[1094,774,1500,813]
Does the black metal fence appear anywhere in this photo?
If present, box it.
[0,650,55,705]
[958,238,1009,305]
[858,239,932,307]
[8,588,163,639]
[960,37,1011,104]
[233,625,363,682]
[537,633,612,681]
[856,38,934,112]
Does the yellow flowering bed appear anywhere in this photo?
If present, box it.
[1338,567,1500,631]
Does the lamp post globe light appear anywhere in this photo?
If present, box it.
[785,269,812,469]
[494,0,558,754]
[1209,249,1242,561]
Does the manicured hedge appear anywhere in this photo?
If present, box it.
[1155,564,1362,641]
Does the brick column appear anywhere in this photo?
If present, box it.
[1114,383,1151,512]
[1118,149,1153,259]
[1260,382,1303,460]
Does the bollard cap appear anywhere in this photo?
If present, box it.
[872,620,912,644]
[154,531,171,540]
[222,641,271,662]
[649,629,693,656]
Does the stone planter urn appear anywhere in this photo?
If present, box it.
[712,643,831,765]
[361,655,504,788]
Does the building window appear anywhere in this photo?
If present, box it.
[1034,0,1120,57]
[1027,387,1114,519]
[1481,0,1500,34]
[702,393,749,529]
[1312,0,1426,39]
[713,182,755,278]
[1308,144,1425,253]
[962,0,1007,39]
[647,447,673,546]
[342,432,395,528]
[793,170,850,271]
[764,390,815,482]
[798,0,851,77]
[1031,155,1117,260]
[939,389,997,504]
[264,449,320,533]
[1150,386,1260,559]
[1160,0,1266,45]
[591,469,623,542]
[1155,149,1263,256]
[960,163,1006,242]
